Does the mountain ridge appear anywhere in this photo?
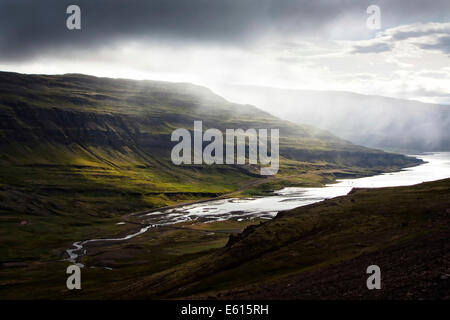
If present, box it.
[214,84,450,152]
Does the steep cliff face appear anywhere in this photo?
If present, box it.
[0,71,418,170]
[0,71,422,222]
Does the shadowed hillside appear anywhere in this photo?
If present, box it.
[0,72,421,297]
[114,178,450,300]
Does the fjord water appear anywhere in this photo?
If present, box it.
[67,152,450,264]
[144,152,450,225]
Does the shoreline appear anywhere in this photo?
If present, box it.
[65,153,432,266]
[125,154,425,222]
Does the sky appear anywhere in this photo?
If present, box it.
[1,0,449,104]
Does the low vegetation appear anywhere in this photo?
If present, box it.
[0,71,423,299]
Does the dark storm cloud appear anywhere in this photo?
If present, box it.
[351,42,392,54]
[0,0,338,61]
[350,23,450,55]
[0,0,449,62]
[388,23,450,44]
[392,29,446,41]
[417,36,450,54]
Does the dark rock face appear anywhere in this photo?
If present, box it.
[0,71,420,170]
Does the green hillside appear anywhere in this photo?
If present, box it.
[0,71,420,294]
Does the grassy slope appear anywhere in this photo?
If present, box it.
[111,178,450,300]
[0,71,420,262]
[0,72,423,298]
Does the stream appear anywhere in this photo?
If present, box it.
[66,152,450,267]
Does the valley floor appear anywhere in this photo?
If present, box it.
[1,177,449,300]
